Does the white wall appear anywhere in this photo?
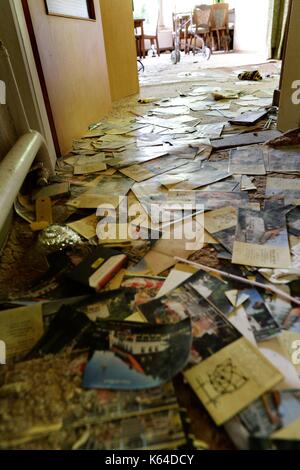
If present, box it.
[234,0,270,58]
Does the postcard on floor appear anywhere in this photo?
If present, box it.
[131,182,170,224]
[104,124,146,136]
[136,283,241,363]
[201,176,241,193]
[82,318,192,390]
[241,288,281,342]
[158,158,213,188]
[139,217,204,275]
[73,154,108,175]
[108,147,169,169]
[171,162,232,190]
[67,214,98,239]
[187,270,236,318]
[232,208,292,268]
[184,337,282,425]
[138,115,200,129]
[78,277,165,321]
[204,207,238,253]
[0,304,44,361]
[169,190,249,211]
[149,105,191,116]
[266,146,300,173]
[135,136,166,149]
[67,176,134,209]
[229,145,266,175]
[287,207,300,236]
[239,391,300,440]
[266,177,300,205]
[120,155,189,183]
[194,122,225,139]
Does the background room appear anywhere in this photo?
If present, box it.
[133,0,287,85]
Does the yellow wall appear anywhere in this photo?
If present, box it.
[100,0,139,101]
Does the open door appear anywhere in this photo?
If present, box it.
[21,0,112,155]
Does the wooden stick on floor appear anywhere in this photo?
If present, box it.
[174,257,300,307]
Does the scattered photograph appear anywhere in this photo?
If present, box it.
[184,337,282,425]
[267,146,300,173]
[287,207,300,236]
[241,289,281,342]
[73,154,108,175]
[204,206,238,253]
[108,146,169,169]
[240,391,300,439]
[78,277,165,322]
[229,145,266,175]
[139,273,241,365]
[172,162,232,190]
[266,177,300,205]
[67,175,134,208]
[169,191,249,211]
[82,319,192,389]
[213,226,236,253]
[188,271,235,317]
[120,154,189,182]
[233,208,291,268]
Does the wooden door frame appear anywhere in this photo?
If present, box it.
[21,0,61,156]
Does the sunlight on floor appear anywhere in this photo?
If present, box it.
[139,51,277,87]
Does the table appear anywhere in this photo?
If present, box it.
[134,18,145,59]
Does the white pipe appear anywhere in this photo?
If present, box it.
[0,130,53,231]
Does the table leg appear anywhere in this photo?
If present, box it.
[141,23,145,59]
[184,23,188,54]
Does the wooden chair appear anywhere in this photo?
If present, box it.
[188,5,212,53]
[144,11,160,56]
[210,3,230,52]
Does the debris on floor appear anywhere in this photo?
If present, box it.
[1,62,300,450]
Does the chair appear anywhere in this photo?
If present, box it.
[144,11,160,56]
[188,5,212,53]
[210,3,230,52]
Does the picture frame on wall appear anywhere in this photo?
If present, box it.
[45,0,96,21]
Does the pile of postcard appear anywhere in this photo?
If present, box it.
[2,64,300,450]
